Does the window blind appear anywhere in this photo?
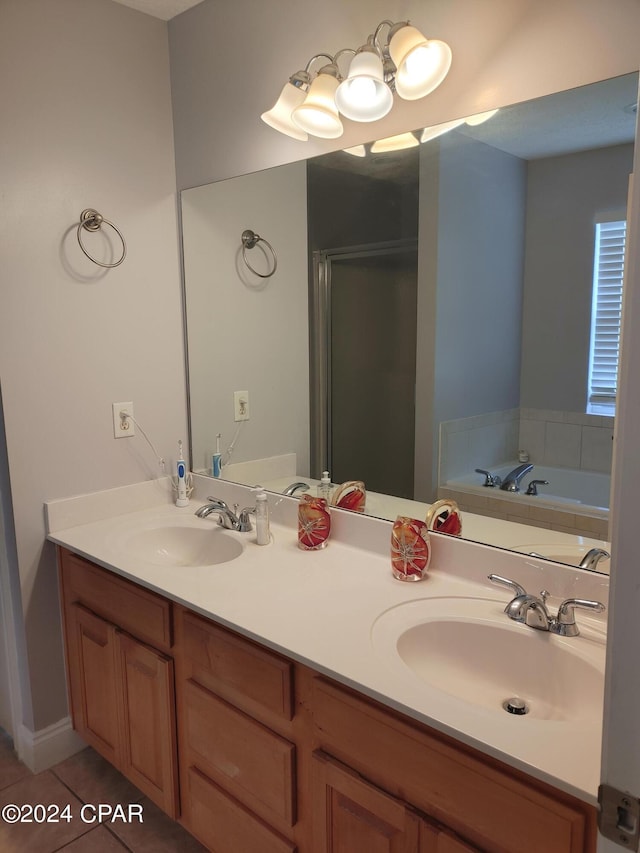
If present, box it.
[588,219,626,412]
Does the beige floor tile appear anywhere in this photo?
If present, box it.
[56,825,129,851]
[52,748,143,809]
[0,770,86,852]
[109,796,207,853]
[0,732,31,793]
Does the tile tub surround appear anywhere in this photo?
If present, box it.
[439,480,608,540]
[46,475,609,803]
[439,408,614,485]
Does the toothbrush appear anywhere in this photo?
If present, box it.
[176,440,189,507]
[212,433,222,478]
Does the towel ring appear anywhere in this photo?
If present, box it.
[241,229,278,278]
[77,208,127,268]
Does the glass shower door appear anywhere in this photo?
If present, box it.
[312,241,418,499]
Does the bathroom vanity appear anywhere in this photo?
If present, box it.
[49,479,607,853]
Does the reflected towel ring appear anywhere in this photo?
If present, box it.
[77,208,127,268]
[241,229,278,278]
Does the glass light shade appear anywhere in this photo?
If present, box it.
[420,118,464,143]
[292,72,343,139]
[465,108,499,126]
[389,26,452,101]
[261,81,309,140]
[335,51,393,122]
[370,132,419,153]
[343,145,367,157]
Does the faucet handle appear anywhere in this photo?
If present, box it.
[525,479,549,496]
[488,574,527,597]
[237,507,255,533]
[555,598,606,636]
[475,469,501,487]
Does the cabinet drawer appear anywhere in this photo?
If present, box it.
[181,611,293,722]
[313,678,594,853]
[60,549,172,651]
[184,679,296,827]
[187,767,296,853]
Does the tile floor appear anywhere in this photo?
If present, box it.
[0,731,207,852]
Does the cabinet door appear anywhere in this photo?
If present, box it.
[117,631,179,818]
[66,604,121,766]
[419,819,482,853]
[312,751,420,853]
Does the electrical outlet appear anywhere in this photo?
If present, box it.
[112,402,135,438]
[234,390,249,422]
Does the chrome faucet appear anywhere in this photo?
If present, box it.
[500,463,534,492]
[282,481,310,496]
[488,574,605,636]
[578,547,610,570]
[195,496,253,532]
[475,468,502,488]
[525,479,548,496]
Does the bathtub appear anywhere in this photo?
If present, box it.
[446,463,610,512]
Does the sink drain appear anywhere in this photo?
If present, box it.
[502,697,530,715]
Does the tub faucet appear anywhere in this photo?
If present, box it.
[283,482,310,496]
[578,547,610,570]
[500,463,534,492]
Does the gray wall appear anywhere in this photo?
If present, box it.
[182,162,309,476]
[434,133,526,422]
[521,143,634,411]
[1,0,185,735]
[414,133,526,500]
[168,0,640,190]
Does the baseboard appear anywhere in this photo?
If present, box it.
[17,716,86,773]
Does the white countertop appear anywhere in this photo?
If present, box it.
[46,476,609,806]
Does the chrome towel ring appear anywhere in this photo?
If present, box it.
[241,229,278,278]
[77,208,127,268]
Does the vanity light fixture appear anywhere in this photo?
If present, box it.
[370,132,420,153]
[261,20,452,141]
[343,107,500,155]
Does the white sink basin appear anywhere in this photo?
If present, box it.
[371,597,605,723]
[118,523,244,568]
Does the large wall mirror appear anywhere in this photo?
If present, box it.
[181,72,638,574]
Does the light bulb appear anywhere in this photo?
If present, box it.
[345,75,377,102]
[335,49,393,122]
[404,45,432,78]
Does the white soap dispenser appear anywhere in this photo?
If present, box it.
[255,492,271,545]
[317,471,333,504]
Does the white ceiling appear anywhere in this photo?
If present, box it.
[109,0,203,20]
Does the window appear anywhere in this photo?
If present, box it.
[587,219,626,416]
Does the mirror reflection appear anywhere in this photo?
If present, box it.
[181,73,638,574]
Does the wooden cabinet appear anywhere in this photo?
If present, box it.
[175,606,300,851]
[58,549,178,818]
[65,603,121,766]
[58,547,598,853]
[311,751,479,853]
[311,750,421,853]
[311,678,596,853]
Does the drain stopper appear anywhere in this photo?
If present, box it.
[503,697,529,715]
